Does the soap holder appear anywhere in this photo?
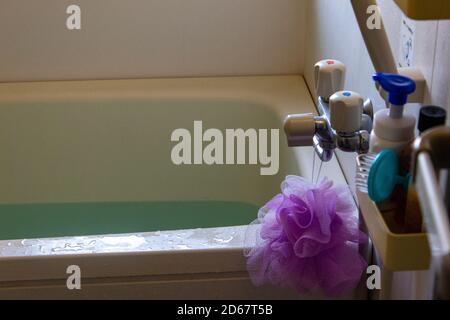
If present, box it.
[357,191,431,271]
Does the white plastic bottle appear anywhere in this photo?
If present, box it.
[370,107,416,154]
[369,73,417,157]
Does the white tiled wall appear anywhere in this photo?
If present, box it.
[303,0,450,185]
[0,0,306,82]
[431,21,450,125]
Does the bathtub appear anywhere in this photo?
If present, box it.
[0,76,348,299]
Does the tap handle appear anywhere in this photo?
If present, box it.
[314,59,346,100]
[329,91,363,134]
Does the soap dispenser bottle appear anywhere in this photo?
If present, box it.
[370,73,417,157]
[371,73,417,230]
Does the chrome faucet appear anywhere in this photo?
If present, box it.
[284,59,373,162]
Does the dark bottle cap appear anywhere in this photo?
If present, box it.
[418,106,447,133]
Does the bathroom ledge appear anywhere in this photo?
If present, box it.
[0,75,309,108]
[0,225,251,257]
[0,226,256,282]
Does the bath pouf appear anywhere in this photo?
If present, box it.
[245,176,368,297]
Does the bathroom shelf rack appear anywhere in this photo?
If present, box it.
[412,127,450,298]
[394,0,450,20]
[357,191,431,272]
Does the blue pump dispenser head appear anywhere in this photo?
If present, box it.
[373,73,416,106]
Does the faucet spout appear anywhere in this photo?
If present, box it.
[283,113,317,147]
[313,136,335,162]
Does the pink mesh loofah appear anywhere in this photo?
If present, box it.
[245,176,368,297]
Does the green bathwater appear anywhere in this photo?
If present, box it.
[0,201,259,241]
